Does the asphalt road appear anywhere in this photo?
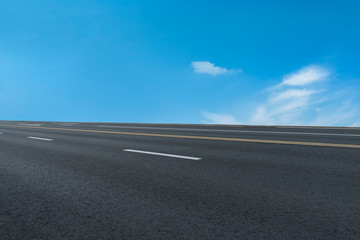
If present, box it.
[1,121,360,239]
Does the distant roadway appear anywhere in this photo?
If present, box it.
[0,121,360,239]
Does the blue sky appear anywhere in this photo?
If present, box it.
[1,0,360,126]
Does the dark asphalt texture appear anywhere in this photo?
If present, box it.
[0,121,360,239]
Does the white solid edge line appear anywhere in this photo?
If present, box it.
[98,125,360,137]
[18,123,42,127]
[275,126,354,130]
[123,149,201,160]
[98,125,243,133]
[27,136,53,141]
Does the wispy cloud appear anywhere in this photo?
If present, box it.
[280,65,329,86]
[351,121,360,127]
[250,64,359,126]
[309,99,358,126]
[202,64,359,126]
[191,61,237,76]
[202,112,240,124]
[270,89,317,103]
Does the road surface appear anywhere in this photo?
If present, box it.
[1,121,360,239]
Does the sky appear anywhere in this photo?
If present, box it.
[1,0,360,126]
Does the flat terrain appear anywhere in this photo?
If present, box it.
[0,121,360,239]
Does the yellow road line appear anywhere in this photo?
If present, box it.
[0,124,360,149]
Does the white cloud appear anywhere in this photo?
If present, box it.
[203,112,240,124]
[311,100,357,126]
[249,65,360,126]
[251,98,310,125]
[270,89,317,103]
[251,106,274,125]
[251,84,320,125]
[202,63,359,127]
[281,65,329,86]
[191,61,230,75]
[351,121,360,127]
